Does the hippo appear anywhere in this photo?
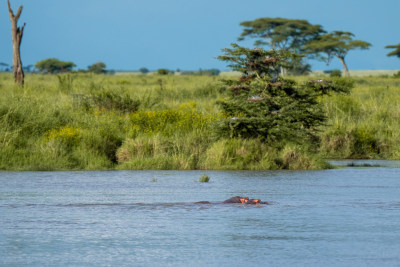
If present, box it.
[196,196,268,205]
[223,196,249,204]
[223,196,267,204]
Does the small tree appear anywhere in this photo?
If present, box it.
[305,31,371,76]
[216,44,352,144]
[88,62,107,74]
[385,43,400,58]
[157,69,169,75]
[8,0,26,86]
[139,67,149,74]
[35,58,76,73]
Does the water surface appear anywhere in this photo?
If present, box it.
[1,163,400,266]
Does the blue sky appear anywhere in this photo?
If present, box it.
[1,0,399,71]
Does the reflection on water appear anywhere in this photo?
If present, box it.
[1,163,400,266]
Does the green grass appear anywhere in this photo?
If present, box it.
[319,76,400,159]
[1,72,399,170]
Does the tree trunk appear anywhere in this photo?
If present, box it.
[8,0,25,87]
[337,56,350,77]
[280,66,287,77]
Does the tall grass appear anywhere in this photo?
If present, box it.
[1,73,398,170]
[319,77,400,159]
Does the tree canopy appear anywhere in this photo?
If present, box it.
[238,17,325,75]
[238,17,325,52]
[88,62,107,74]
[35,58,76,73]
[139,67,149,74]
[305,31,371,76]
[385,43,400,58]
[216,44,352,144]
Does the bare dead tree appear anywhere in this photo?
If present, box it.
[8,0,26,86]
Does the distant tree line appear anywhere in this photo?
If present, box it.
[30,58,110,74]
[180,68,220,76]
[0,63,34,73]
[136,68,221,76]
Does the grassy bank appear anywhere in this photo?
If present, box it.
[0,73,399,170]
[319,76,400,159]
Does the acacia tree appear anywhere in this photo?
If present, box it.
[215,44,352,144]
[305,31,371,76]
[385,43,400,58]
[88,62,107,74]
[35,58,76,73]
[238,17,325,75]
[239,17,325,51]
[8,0,26,86]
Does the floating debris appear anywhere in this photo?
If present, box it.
[199,174,210,183]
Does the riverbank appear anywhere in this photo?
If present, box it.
[0,73,399,170]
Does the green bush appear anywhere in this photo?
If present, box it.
[85,89,140,113]
[215,44,352,144]
[324,69,342,77]
[157,69,169,75]
[330,69,342,77]
[139,67,149,74]
[128,102,217,137]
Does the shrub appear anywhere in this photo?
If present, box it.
[157,69,169,75]
[330,69,342,77]
[324,69,342,77]
[128,102,217,137]
[45,126,81,154]
[85,89,140,113]
[88,62,107,74]
[139,67,149,74]
[215,44,352,144]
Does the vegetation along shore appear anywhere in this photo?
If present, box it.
[3,9,400,171]
[1,71,399,171]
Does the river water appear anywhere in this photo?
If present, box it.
[1,161,400,266]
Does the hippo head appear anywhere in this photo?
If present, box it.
[239,197,249,203]
[246,198,261,204]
